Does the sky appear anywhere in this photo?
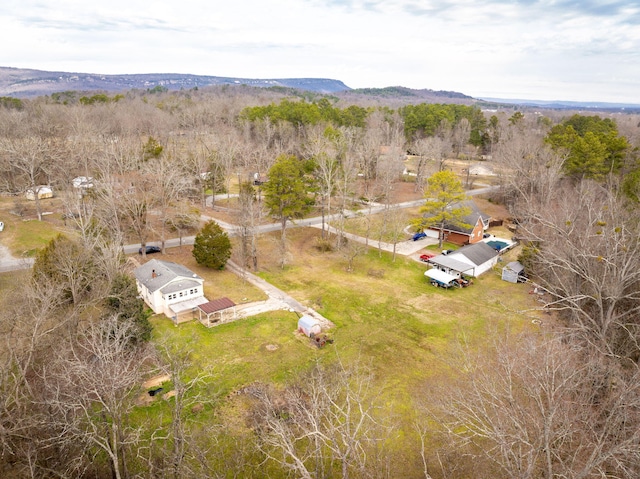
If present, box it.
[1,0,640,103]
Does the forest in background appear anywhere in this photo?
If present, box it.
[0,84,640,478]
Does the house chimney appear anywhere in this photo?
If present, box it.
[151,269,157,279]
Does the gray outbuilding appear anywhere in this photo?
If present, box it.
[502,261,526,283]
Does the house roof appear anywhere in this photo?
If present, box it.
[134,259,203,293]
[428,200,491,235]
[198,297,236,314]
[450,242,499,267]
[160,279,202,295]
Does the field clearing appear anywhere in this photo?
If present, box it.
[0,196,71,256]
[149,227,544,411]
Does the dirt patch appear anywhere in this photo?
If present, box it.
[142,374,170,389]
[264,344,279,351]
[136,393,157,406]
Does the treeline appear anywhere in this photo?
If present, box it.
[400,102,487,144]
[239,97,370,128]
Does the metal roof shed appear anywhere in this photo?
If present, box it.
[298,315,322,337]
[198,297,237,327]
[502,261,525,283]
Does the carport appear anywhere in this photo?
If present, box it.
[427,255,474,277]
[198,297,237,327]
[424,269,459,288]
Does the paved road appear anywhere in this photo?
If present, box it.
[4,185,501,268]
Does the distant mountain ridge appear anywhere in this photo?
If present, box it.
[4,67,636,110]
[480,97,640,111]
[0,66,352,97]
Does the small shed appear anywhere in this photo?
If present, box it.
[26,185,53,200]
[298,315,322,337]
[502,261,525,283]
[198,297,236,327]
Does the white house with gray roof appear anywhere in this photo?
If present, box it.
[428,242,499,277]
[134,259,208,323]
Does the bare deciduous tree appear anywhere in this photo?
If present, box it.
[42,315,153,479]
[421,332,640,479]
[0,136,58,220]
[249,359,392,479]
[518,181,640,359]
[411,136,446,192]
[235,181,263,270]
[144,154,190,253]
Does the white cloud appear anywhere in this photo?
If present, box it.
[1,0,639,102]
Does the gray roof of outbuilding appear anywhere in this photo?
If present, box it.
[134,259,203,293]
[505,261,525,273]
[452,242,499,266]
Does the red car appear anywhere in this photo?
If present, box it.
[419,253,436,262]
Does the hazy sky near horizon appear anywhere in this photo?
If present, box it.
[2,0,639,103]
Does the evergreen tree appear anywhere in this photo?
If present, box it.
[192,220,232,269]
[105,273,152,344]
[263,155,313,241]
[545,114,629,180]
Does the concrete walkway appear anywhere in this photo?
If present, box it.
[0,244,34,273]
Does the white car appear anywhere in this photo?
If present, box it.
[0,221,4,232]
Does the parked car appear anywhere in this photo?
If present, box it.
[419,253,435,262]
[139,245,161,255]
[429,278,455,289]
[0,221,4,232]
[412,232,427,241]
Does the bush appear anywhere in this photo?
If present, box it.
[314,237,334,252]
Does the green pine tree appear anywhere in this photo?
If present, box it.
[192,220,232,269]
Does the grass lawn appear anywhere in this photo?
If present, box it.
[150,310,326,394]
[339,209,418,243]
[0,196,73,256]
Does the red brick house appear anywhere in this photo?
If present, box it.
[427,200,491,246]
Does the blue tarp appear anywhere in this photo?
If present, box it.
[487,240,508,251]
